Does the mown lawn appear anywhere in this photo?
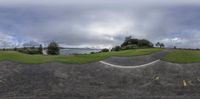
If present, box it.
[162,50,200,63]
[0,48,162,64]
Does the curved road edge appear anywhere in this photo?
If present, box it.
[99,59,160,69]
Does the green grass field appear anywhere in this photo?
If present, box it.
[0,48,162,64]
[162,50,200,63]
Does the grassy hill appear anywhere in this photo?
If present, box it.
[0,48,162,64]
[162,50,200,63]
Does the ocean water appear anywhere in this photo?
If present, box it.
[59,48,100,55]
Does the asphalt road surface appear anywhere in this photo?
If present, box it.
[101,49,171,66]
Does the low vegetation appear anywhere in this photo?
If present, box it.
[162,50,200,63]
[0,48,162,64]
[18,47,42,55]
[155,42,165,48]
[100,48,109,52]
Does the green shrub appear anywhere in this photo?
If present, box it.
[121,36,153,48]
[121,44,138,50]
[38,45,43,54]
[18,48,41,54]
[90,52,96,54]
[14,47,17,51]
[47,41,60,55]
[111,46,121,51]
[101,48,109,52]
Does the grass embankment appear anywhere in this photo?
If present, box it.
[0,48,162,64]
[162,50,200,63]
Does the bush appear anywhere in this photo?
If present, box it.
[47,41,60,55]
[121,36,153,48]
[138,39,153,47]
[38,44,43,54]
[174,46,177,49]
[90,52,96,54]
[101,48,109,52]
[111,46,121,51]
[121,44,138,50]
[18,48,41,54]
[14,47,17,51]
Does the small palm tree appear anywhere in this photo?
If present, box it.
[38,44,43,54]
[155,42,160,48]
[160,43,165,48]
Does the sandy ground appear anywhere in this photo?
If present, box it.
[0,50,200,99]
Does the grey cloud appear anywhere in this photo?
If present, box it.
[0,1,200,48]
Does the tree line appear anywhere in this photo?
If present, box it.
[110,36,155,52]
[2,41,60,55]
[101,36,165,52]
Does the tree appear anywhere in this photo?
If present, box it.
[14,47,17,51]
[101,48,109,52]
[30,46,35,49]
[155,42,165,48]
[174,46,177,49]
[47,41,60,55]
[160,43,165,48]
[121,36,153,49]
[38,44,43,54]
[111,46,121,51]
[23,47,27,50]
[155,42,160,48]
[138,39,153,47]
[125,36,132,42]
[121,38,138,47]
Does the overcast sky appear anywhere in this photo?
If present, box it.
[1,0,200,48]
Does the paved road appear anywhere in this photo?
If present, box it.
[101,49,171,66]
